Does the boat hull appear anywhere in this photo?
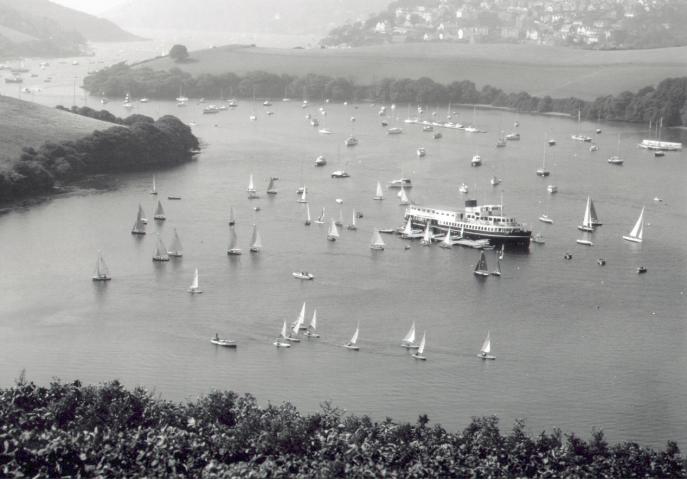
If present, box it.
[477,354,496,360]
[211,339,236,347]
[92,276,111,281]
[412,354,427,360]
[576,239,594,246]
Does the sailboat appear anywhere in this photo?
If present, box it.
[249,224,262,252]
[421,223,432,246]
[304,203,312,226]
[491,254,502,276]
[577,196,595,232]
[589,198,602,226]
[290,302,307,331]
[304,309,320,338]
[297,187,307,203]
[398,187,410,205]
[477,331,495,359]
[346,209,358,230]
[373,181,384,200]
[622,207,645,243]
[473,251,489,276]
[401,322,419,349]
[228,206,236,226]
[344,322,360,350]
[266,177,278,195]
[138,204,148,224]
[150,176,158,195]
[131,204,146,235]
[327,219,339,241]
[247,174,259,199]
[315,207,326,224]
[608,134,624,165]
[152,235,170,261]
[92,251,111,281]
[167,228,183,257]
[471,154,482,167]
[153,200,166,221]
[439,228,452,249]
[411,332,427,360]
[400,217,422,239]
[188,268,202,294]
[335,206,344,227]
[536,151,550,176]
[571,109,592,142]
[227,226,242,255]
[370,229,385,250]
[123,92,133,109]
[273,321,291,348]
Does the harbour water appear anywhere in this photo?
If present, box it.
[1,51,687,449]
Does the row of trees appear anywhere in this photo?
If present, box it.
[0,112,198,204]
[0,377,684,478]
[83,63,687,126]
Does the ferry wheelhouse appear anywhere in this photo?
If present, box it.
[404,200,531,248]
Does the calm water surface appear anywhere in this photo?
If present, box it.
[1,54,687,449]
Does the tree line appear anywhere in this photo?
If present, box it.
[0,376,684,478]
[0,110,199,204]
[83,63,687,126]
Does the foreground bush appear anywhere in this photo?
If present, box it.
[0,378,684,478]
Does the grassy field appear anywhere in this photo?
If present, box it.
[0,96,113,164]
[138,43,687,100]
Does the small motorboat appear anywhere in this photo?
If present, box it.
[433,132,442,139]
[416,147,426,157]
[292,271,314,280]
[564,253,573,260]
[167,195,182,200]
[211,336,237,348]
[314,155,327,166]
[331,170,350,178]
[597,258,606,266]
[637,266,647,274]
[547,185,558,194]
[538,214,553,224]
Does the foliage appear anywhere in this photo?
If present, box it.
[82,64,687,127]
[0,112,198,204]
[0,378,684,478]
[169,44,190,63]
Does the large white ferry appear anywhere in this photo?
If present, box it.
[404,200,531,248]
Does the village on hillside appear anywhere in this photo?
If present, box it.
[321,0,686,49]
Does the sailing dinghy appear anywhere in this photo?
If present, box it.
[622,207,645,243]
[153,200,166,221]
[373,181,384,200]
[227,226,242,255]
[304,203,312,226]
[327,219,339,241]
[150,176,157,195]
[474,251,489,276]
[411,331,427,360]
[92,251,111,281]
[131,205,146,235]
[439,228,452,248]
[577,196,595,232]
[188,268,203,294]
[266,177,278,195]
[247,174,259,199]
[304,309,320,338]
[401,322,419,349]
[314,207,326,224]
[168,228,183,257]
[344,322,360,350]
[477,331,495,360]
[152,235,170,261]
[346,209,358,230]
[421,223,432,246]
[249,224,262,252]
[273,321,291,348]
[370,229,385,250]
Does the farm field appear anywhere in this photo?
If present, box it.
[137,42,687,99]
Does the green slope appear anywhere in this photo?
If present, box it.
[0,96,114,164]
[137,43,687,100]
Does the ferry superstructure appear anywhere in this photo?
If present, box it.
[404,200,531,248]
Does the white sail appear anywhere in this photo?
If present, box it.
[623,207,645,242]
[228,206,236,225]
[280,321,288,339]
[422,223,432,244]
[189,268,200,291]
[399,187,409,205]
[328,219,339,239]
[474,251,488,275]
[402,322,416,344]
[417,331,426,355]
[403,217,413,236]
[480,331,491,354]
[153,236,169,260]
[228,226,240,252]
[292,302,306,331]
[250,224,262,250]
[168,228,183,256]
[137,204,147,223]
[247,174,256,192]
[154,200,165,220]
[589,199,600,225]
[441,228,452,247]
[310,309,317,331]
[151,176,157,194]
[350,323,359,344]
[370,229,385,249]
[582,196,592,229]
[93,251,110,279]
[351,209,357,227]
[316,207,325,223]
[374,181,384,200]
[305,203,311,224]
[298,187,307,203]
[132,205,146,234]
